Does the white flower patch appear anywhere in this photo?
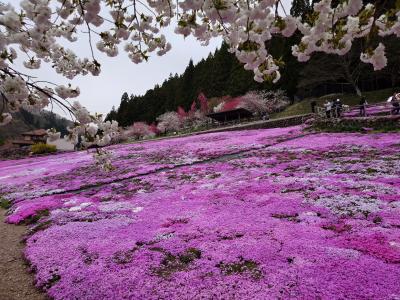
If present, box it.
[99,201,142,213]
[175,156,200,165]
[389,241,400,248]
[362,183,398,194]
[390,202,400,209]
[298,211,322,224]
[14,167,47,178]
[69,202,91,212]
[200,183,216,190]
[312,195,382,216]
[326,247,361,259]
[63,198,79,206]
[154,232,174,242]
[45,189,66,195]
[132,207,144,213]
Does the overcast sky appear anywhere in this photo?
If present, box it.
[13,0,291,118]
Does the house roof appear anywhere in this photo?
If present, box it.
[21,129,48,136]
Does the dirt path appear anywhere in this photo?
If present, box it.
[0,209,46,300]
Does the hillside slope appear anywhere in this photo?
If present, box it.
[272,88,398,119]
[0,103,72,140]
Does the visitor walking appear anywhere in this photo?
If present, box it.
[391,93,400,115]
[324,100,332,118]
[311,100,317,113]
[331,100,337,118]
[359,97,367,117]
[335,99,343,117]
[262,112,269,121]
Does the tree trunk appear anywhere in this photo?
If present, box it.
[354,84,362,96]
[342,63,362,96]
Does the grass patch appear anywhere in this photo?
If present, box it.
[31,143,57,155]
[153,248,202,277]
[112,249,137,264]
[0,197,12,209]
[216,257,262,279]
[23,209,50,225]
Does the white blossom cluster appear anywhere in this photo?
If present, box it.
[291,0,395,71]
[68,101,119,148]
[156,111,182,132]
[46,128,61,142]
[0,0,399,137]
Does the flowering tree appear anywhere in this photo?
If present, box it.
[212,90,289,115]
[126,121,156,139]
[261,89,290,113]
[0,0,399,138]
[156,111,182,133]
[198,93,209,114]
[238,92,269,115]
[177,106,188,119]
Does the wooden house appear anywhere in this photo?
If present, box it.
[12,129,48,147]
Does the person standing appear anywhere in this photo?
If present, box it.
[324,100,332,118]
[359,97,367,117]
[335,99,343,117]
[391,93,400,115]
[331,100,337,118]
[311,100,317,113]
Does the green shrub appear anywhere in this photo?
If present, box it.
[0,197,12,209]
[31,143,57,154]
[0,138,4,146]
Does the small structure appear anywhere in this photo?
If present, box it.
[207,108,253,124]
[12,129,48,147]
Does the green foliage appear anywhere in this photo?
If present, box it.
[31,143,57,154]
[290,0,312,18]
[153,248,202,277]
[0,197,12,209]
[0,137,4,146]
[216,257,262,279]
[23,209,50,225]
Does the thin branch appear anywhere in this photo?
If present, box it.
[279,0,288,16]
[86,22,97,61]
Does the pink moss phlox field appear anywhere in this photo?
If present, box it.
[0,127,302,201]
[1,126,400,299]
[343,103,391,117]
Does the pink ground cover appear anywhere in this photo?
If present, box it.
[1,126,400,299]
[343,103,392,117]
[0,126,303,202]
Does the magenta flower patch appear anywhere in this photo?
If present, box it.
[1,126,400,299]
